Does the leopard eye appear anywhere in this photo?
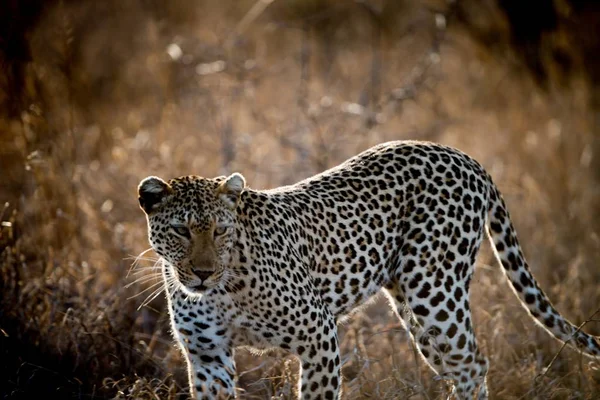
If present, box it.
[214,226,227,237]
[172,225,191,239]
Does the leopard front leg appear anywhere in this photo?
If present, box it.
[182,341,236,399]
[166,285,236,399]
[295,311,342,400]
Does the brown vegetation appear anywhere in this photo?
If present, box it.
[1,0,599,398]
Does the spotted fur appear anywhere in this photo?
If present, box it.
[138,141,600,400]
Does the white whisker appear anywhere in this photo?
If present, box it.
[125,255,159,262]
[136,275,179,310]
[126,247,159,277]
[138,283,170,310]
[127,280,165,300]
[125,273,163,288]
[128,267,162,277]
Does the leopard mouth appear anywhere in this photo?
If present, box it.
[180,269,223,293]
[186,277,220,293]
[189,282,208,291]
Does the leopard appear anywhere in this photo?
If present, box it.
[137,140,600,400]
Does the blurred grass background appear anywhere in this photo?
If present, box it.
[1,0,600,398]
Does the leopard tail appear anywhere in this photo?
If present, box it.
[485,177,600,358]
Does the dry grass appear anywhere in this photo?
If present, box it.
[1,0,600,399]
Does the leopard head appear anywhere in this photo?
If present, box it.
[138,173,245,294]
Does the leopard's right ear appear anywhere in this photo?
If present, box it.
[138,176,173,214]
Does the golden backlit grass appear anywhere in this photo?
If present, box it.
[1,1,599,398]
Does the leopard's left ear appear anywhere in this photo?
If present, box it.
[217,173,246,209]
[138,176,173,214]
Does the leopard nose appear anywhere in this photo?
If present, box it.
[192,269,213,281]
